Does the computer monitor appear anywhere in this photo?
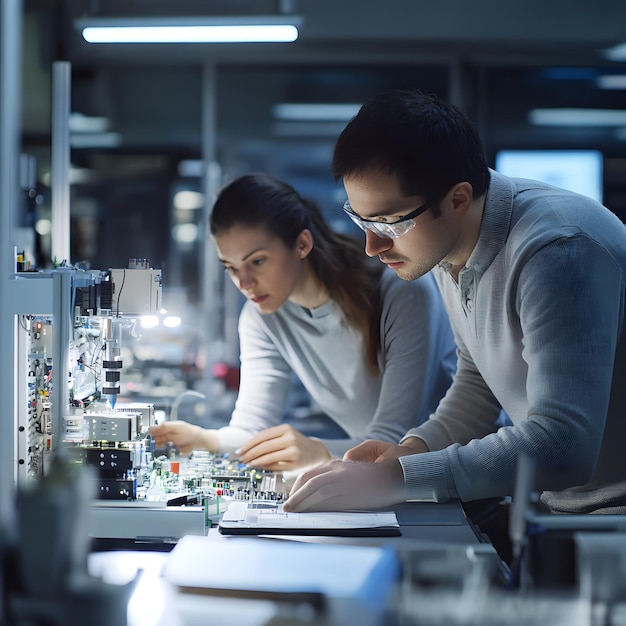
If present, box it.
[495,149,603,203]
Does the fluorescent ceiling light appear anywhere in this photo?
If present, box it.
[529,108,626,127]
[172,223,198,244]
[272,121,352,137]
[69,112,111,133]
[76,16,301,44]
[173,190,204,211]
[273,103,361,121]
[596,75,626,90]
[177,160,203,178]
[70,132,122,148]
[604,43,626,61]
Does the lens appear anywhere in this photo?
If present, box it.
[368,220,415,239]
[343,202,417,239]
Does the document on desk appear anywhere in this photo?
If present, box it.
[162,534,401,608]
[218,501,401,537]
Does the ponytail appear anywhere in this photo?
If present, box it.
[302,198,383,374]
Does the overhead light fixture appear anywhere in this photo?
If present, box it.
[69,112,111,133]
[70,132,122,149]
[76,16,301,44]
[173,190,204,211]
[604,43,626,62]
[273,103,361,121]
[68,112,120,148]
[529,108,626,127]
[596,75,626,90]
[177,160,203,178]
[272,121,352,137]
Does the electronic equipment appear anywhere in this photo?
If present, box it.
[10,261,287,516]
[12,262,161,493]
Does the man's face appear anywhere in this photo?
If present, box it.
[343,168,461,281]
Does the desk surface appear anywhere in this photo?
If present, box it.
[88,499,498,626]
[248,500,486,547]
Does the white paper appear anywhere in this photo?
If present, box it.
[219,501,399,531]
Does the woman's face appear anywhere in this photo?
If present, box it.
[214,224,306,314]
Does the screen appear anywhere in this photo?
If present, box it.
[495,150,603,203]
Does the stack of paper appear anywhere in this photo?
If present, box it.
[218,501,401,537]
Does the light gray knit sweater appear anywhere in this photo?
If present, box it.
[218,268,457,458]
[400,170,626,514]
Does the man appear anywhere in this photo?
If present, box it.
[283,89,626,534]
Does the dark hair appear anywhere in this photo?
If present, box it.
[332,89,489,202]
[210,173,384,373]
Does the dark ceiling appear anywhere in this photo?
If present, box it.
[22,0,626,149]
[17,0,626,281]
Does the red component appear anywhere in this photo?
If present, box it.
[211,362,241,391]
[212,362,228,378]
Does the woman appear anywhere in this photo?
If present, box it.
[150,173,456,471]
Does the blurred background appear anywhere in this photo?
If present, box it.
[14,0,626,430]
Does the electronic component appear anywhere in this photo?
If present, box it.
[15,264,161,488]
[95,478,137,501]
[101,317,122,410]
[84,412,137,442]
[14,264,288,514]
[109,265,162,316]
[114,402,155,432]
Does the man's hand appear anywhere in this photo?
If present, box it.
[344,437,429,462]
[236,424,331,471]
[282,458,407,512]
[149,421,218,454]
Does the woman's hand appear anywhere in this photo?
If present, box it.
[236,424,331,471]
[149,421,219,454]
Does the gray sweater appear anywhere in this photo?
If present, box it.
[400,170,626,514]
[217,269,457,457]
